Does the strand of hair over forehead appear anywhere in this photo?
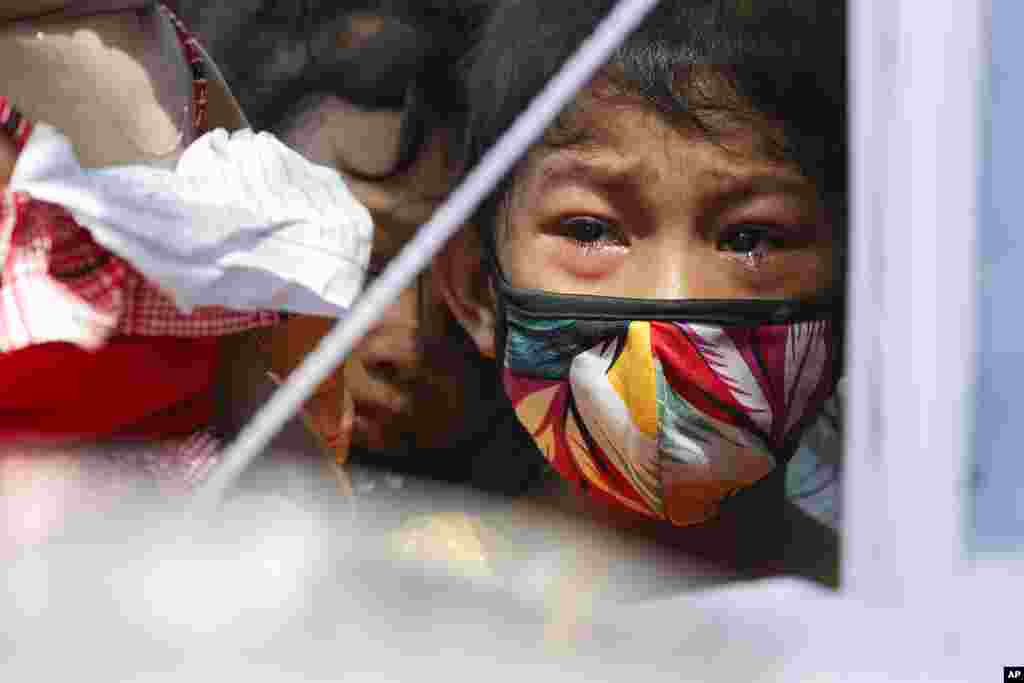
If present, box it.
[193,0,662,510]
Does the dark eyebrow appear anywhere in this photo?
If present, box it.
[534,153,818,212]
[703,168,815,196]
[535,154,657,196]
[700,169,821,215]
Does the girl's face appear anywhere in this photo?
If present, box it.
[497,93,836,301]
[487,87,844,526]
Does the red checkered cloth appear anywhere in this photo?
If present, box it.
[0,4,278,353]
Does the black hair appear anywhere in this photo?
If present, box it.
[459,0,848,242]
[177,0,493,178]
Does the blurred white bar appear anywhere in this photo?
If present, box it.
[845,0,984,601]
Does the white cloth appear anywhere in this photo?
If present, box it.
[10,124,374,317]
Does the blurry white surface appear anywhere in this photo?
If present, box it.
[845,0,982,601]
[10,124,373,316]
[0,487,1016,682]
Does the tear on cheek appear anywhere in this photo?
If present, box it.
[723,242,771,270]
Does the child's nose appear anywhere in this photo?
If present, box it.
[645,249,694,300]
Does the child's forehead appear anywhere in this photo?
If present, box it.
[544,73,788,164]
[505,81,817,219]
[531,84,792,183]
[519,144,811,214]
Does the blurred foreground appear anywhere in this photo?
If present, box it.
[0,452,1013,682]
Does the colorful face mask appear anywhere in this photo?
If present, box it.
[496,276,842,526]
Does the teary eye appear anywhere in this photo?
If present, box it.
[717,225,775,254]
[561,216,622,248]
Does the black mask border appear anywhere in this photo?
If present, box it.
[490,255,844,326]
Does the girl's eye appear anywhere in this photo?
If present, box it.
[560,216,623,248]
[716,225,777,254]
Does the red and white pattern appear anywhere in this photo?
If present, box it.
[0,6,278,353]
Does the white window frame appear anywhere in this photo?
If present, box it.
[843,0,983,601]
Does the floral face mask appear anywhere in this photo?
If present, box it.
[495,273,843,526]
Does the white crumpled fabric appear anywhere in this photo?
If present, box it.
[9,124,374,317]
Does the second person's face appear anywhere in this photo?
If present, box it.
[285,95,479,454]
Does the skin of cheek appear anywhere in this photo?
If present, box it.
[341,283,479,453]
[345,262,483,454]
[341,287,421,453]
[258,316,353,466]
